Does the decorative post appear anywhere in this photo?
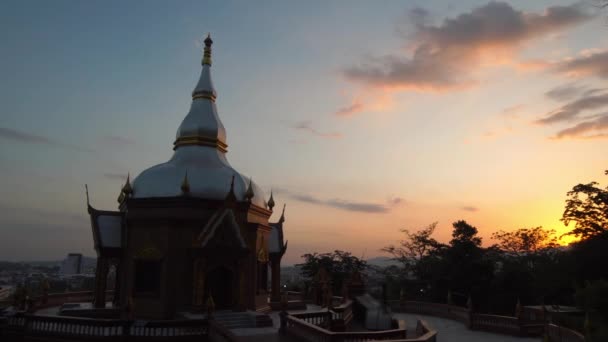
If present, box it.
[399,287,406,312]
[466,294,473,329]
[206,295,215,320]
[447,289,453,306]
[584,312,591,341]
[515,298,522,318]
[515,298,523,335]
[279,309,288,334]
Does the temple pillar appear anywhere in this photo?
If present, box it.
[270,257,281,302]
[94,257,108,308]
[113,259,121,306]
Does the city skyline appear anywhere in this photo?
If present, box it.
[1,0,607,264]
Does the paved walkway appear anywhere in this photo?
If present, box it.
[393,312,540,342]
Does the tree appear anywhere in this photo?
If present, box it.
[562,170,608,239]
[451,220,482,247]
[297,250,367,293]
[381,222,445,273]
[491,227,559,257]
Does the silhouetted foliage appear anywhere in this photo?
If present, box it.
[562,170,608,238]
[491,227,558,257]
[297,250,367,293]
[381,222,446,274]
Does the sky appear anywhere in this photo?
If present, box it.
[0,0,607,264]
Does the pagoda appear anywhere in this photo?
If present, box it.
[87,35,287,319]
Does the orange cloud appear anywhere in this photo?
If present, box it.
[343,2,590,91]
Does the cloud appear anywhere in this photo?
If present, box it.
[101,135,135,146]
[387,196,404,206]
[553,114,608,139]
[103,172,128,181]
[274,188,402,214]
[501,104,526,118]
[545,83,589,101]
[536,92,608,124]
[0,127,59,145]
[554,50,608,79]
[335,100,365,117]
[343,2,590,91]
[461,206,479,212]
[0,126,95,152]
[293,121,342,139]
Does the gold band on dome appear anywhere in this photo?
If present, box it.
[192,91,216,102]
[174,135,228,153]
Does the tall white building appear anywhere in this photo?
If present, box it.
[59,253,83,275]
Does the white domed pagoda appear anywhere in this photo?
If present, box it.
[87,35,287,319]
[132,34,266,207]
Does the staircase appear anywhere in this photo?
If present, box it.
[212,310,273,329]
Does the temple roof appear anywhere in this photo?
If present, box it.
[269,204,287,256]
[131,35,266,207]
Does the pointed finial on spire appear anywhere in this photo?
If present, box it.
[181,171,190,194]
[268,190,275,210]
[85,184,90,207]
[245,178,254,202]
[279,203,286,223]
[202,33,213,66]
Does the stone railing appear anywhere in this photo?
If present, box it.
[0,311,243,341]
[284,313,409,342]
[470,313,520,335]
[291,311,332,329]
[29,290,114,311]
[330,299,354,330]
[389,299,584,340]
[545,323,585,342]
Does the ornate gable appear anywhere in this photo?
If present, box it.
[194,208,248,251]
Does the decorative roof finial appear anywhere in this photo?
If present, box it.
[268,190,275,210]
[225,174,237,203]
[123,173,133,195]
[181,171,190,194]
[202,33,213,66]
[279,203,286,223]
[245,178,254,202]
[85,184,90,207]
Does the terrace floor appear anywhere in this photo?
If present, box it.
[393,312,540,342]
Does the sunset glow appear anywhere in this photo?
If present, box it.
[0,0,606,264]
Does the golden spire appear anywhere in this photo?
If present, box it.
[181,171,190,194]
[245,178,254,202]
[268,190,275,210]
[202,33,213,66]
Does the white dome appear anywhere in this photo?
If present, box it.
[132,146,266,207]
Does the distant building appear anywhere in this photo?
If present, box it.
[59,253,83,275]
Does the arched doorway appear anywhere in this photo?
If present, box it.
[205,266,233,309]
